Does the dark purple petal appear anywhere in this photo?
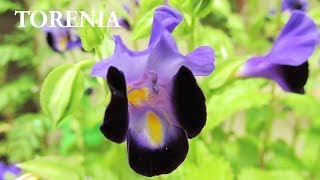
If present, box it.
[100,67,129,143]
[172,66,206,138]
[268,11,318,66]
[281,0,308,12]
[276,61,309,94]
[127,110,188,176]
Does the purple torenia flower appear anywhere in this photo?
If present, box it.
[0,162,21,179]
[238,11,318,94]
[91,5,215,176]
[43,20,83,52]
[281,0,308,12]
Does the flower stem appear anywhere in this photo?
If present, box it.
[291,117,301,150]
[76,59,96,70]
[259,84,276,168]
[189,17,197,51]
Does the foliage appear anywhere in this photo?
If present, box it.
[1,0,320,179]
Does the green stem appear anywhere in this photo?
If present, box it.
[189,17,197,51]
[95,46,103,60]
[291,117,301,150]
[76,59,96,70]
[259,84,276,168]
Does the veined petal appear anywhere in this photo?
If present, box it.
[268,11,318,66]
[91,36,149,84]
[100,67,129,143]
[172,66,206,138]
[127,109,188,177]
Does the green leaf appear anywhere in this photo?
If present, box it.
[238,168,304,180]
[197,27,234,60]
[18,156,85,180]
[79,20,104,52]
[0,76,35,113]
[282,93,320,124]
[205,58,244,90]
[40,64,84,125]
[266,140,304,170]
[132,9,155,40]
[223,137,260,173]
[0,44,33,66]
[205,79,271,132]
[299,128,320,175]
[185,141,234,180]
[0,0,21,13]
[193,0,214,18]
[212,0,231,16]
[4,114,50,162]
[245,106,272,136]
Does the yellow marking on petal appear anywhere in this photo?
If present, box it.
[146,112,163,145]
[57,36,69,51]
[128,88,149,106]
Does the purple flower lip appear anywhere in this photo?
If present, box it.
[43,20,83,52]
[238,11,318,94]
[91,5,215,177]
[281,0,308,12]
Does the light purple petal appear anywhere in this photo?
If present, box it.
[91,36,149,84]
[147,31,214,82]
[185,46,215,76]
[149,5,183,47]
[268,11,318,66]
[7,164,21,176]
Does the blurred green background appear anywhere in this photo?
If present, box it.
[0,0,320,179]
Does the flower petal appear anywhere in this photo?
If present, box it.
[274,61,309,94]
[281,0,308,11]
[172,66,206,138]
[239,56,309,94]
[268,11,318,66]
[149,5,183,47]
[147,32,215,82]
[100,67,129,143]
[127,110,188,176]
[185,46,215,76]
[91,36,149,84]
